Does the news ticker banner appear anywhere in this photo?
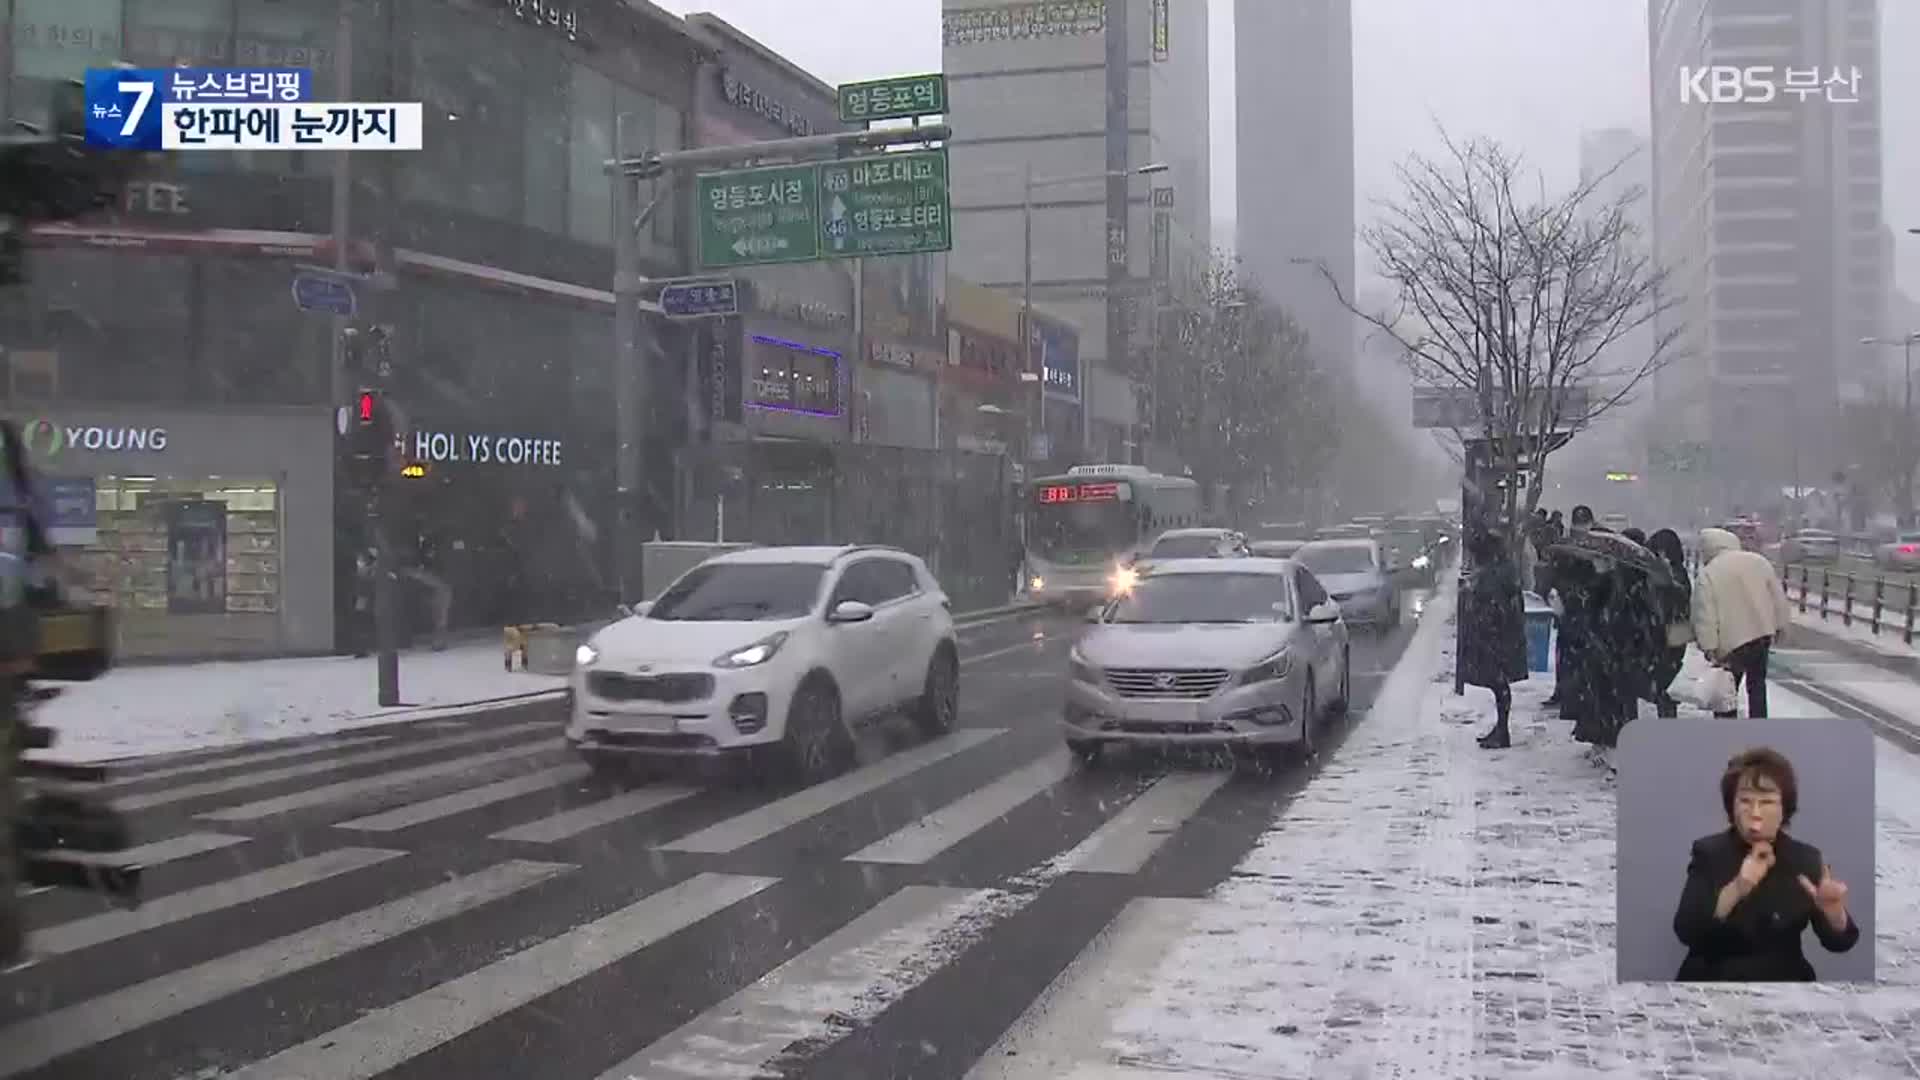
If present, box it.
[83,67,422,151]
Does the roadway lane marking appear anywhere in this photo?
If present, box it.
[966,897,1206,1080]
[599,884,1031,1080]
[490,785,704,844]
[847,750,1074,865]
[199,742,563,822]
[0,859,571,1080]
[32,848,405,957]
[1051,772,1230,875]
[333,763,592,832]
[116,722,554,811]
[657,729,1004,854]
[51,831,251,869]
[223,872,779,1080]
[962,636,1057,668]
[100,737,395,788]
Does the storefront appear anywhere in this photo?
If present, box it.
[940,278,1023,460]
[4,406,334,660]
[1030,309,1085,465]
[857,252,943,449]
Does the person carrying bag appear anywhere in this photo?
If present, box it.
[1691,527,1792,719]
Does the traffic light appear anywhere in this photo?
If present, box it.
[347,387,395,491]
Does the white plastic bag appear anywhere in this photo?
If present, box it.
[1702,666,1739,715]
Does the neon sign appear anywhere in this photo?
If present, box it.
[1037,482,1122,505]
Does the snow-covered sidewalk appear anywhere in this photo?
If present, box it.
[1078,579,1920,1079]
[34,643,565,763]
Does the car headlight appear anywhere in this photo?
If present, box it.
[1412,555,1430,570]
[1030,575,1046,592]
[1241,648,1292,684]
[1110,565,1137,594]
[713,631,790,669]
[1068,646,1102,685]
[574,642,600,668]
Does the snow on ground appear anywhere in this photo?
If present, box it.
[1791,606,1919,660]
[1096,581,1920,1080]
[33,643,565,763]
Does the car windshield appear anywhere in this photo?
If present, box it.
[1899,533,1920,544]
[1150,534,1224,558]
[1298,544,1376,575]
[649,563,825,621]
[1105,573,1293,623]
[1251,542,1301,558]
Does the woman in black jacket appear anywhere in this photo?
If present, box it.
[1673,746,1858,981]
[1462,529,1527,749]
[1646,528,1692,718]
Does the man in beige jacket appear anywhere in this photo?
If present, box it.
[1691,527,1794,717]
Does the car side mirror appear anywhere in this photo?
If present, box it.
[623,600,652,618]
[828,599,875,624]
[1306,601,1340,624]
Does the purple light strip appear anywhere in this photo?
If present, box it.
[746,333,844,417]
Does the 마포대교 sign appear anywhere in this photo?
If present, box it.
[818,148,952,259]
[838,74,946,124]
[697,163,822,269]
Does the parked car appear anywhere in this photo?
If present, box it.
[1064,557,1350,765]
[1250,539,1306,560]
[1781,529,1840,564]
[567,545,958,780]
[1876,532,1920,572]
[1294,539,1401,633]
[1376,529,1434,586]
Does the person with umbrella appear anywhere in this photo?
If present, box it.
[1547,506,1600,722]
[1462,529,1528,749]
[1548,524,1673,747]
[1646,528,1693,718]
[1692,526,1793,718]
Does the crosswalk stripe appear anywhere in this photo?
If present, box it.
[101,737,394,788]
[966,897,1206,1080]
[221,872,779,1080]
[658,729,1004,854]
[0,859,571,1080]
[600,884,1028,1080]
[490,784,704,844]
[333,764,592,832]
[199,743,562,822]
[54,831,251,869]
[116,722,553,811]
[847,750,1074,865]
[1052,772,1230,875]
[32,848,405,957]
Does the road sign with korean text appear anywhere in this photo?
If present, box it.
[696,163,823,269]
[660,278,740,318]
[838,74,946,124]
[818,148,952,259]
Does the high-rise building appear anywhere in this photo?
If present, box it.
[1572,128,1657,503]
[1233,0,1354,373]
[1647,0,1885,511]
[942,0,1211,465]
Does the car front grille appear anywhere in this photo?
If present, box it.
[586,671,715,703]
[1104,668,1233,699]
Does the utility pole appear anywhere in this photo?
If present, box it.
[1103,0,1129,464]
[611,112,652,605]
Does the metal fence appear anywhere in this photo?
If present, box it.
[1778,562,1919,646]
[673,441,1020,613]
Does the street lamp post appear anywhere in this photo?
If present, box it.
[1862,332,1919,525]
[1022,162,1168,469]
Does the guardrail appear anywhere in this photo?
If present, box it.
[1778,562,1918,646]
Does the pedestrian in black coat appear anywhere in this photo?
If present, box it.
[1646,528,1693,718]
[1463,529,1528,749]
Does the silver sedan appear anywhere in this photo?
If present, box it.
[1063,558,1351,767]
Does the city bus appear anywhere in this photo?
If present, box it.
[1023,464,1204,606]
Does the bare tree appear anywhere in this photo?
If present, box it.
[1315,132,1684,545]
[1843,380,1918,526]
[1150,251,1327,518]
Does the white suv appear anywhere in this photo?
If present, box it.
[567,545,959,779]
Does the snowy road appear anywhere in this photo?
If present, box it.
[0,602,1423,1080]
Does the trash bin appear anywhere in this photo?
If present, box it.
[1523,591,1555,674]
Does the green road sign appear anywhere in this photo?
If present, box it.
[696,163,822,269]
[838,74,946,124]
[818,148,952,259]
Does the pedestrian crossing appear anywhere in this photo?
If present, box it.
[2,662,1375,1079]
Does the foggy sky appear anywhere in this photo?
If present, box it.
[653,0,1917,299]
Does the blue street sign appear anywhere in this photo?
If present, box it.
[291,272,358,316]
[660,278,740,319]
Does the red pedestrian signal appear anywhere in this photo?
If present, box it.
[356,390,377,425]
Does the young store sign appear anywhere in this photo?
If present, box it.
[411,430,564,466]
[20,419,169,460]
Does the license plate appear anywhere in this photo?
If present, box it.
[610,714,677,733]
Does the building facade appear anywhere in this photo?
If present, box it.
[1233,0,1354,375]
[0,0,704,654]
[1648,0,1886,512]
[940,0,1207,467]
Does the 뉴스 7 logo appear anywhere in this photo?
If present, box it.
[1681,66,1777,104]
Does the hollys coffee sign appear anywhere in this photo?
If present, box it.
[411,430,563,467]
[20,419,168,460]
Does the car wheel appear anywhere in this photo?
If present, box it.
[913,644,959,735]
[1067,738,1103,766]
[782,677,853,782]
[1329,646,1351,714]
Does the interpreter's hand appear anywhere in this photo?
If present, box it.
[1736,841,1775,894]
[1798,864,1850,926]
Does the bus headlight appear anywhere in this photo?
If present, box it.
[1412,554,1431,570]
[1030,575,1046,593]
[1109,565,1137,594]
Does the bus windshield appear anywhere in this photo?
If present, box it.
[1029,498,1136,563]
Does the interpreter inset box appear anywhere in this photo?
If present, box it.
[1615,717,1875,983]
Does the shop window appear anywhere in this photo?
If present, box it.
[75,477,282,621]
[746,334,841,417]
[569,65,614,245]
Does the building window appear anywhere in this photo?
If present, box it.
[126,0,231,66]
[195,257,328,405]
[521,42,569,235]
[10,0,123,132]
[406,8,522,221]
[0,249,190,405]
[234,0,336,177]
[569,65,614,246]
